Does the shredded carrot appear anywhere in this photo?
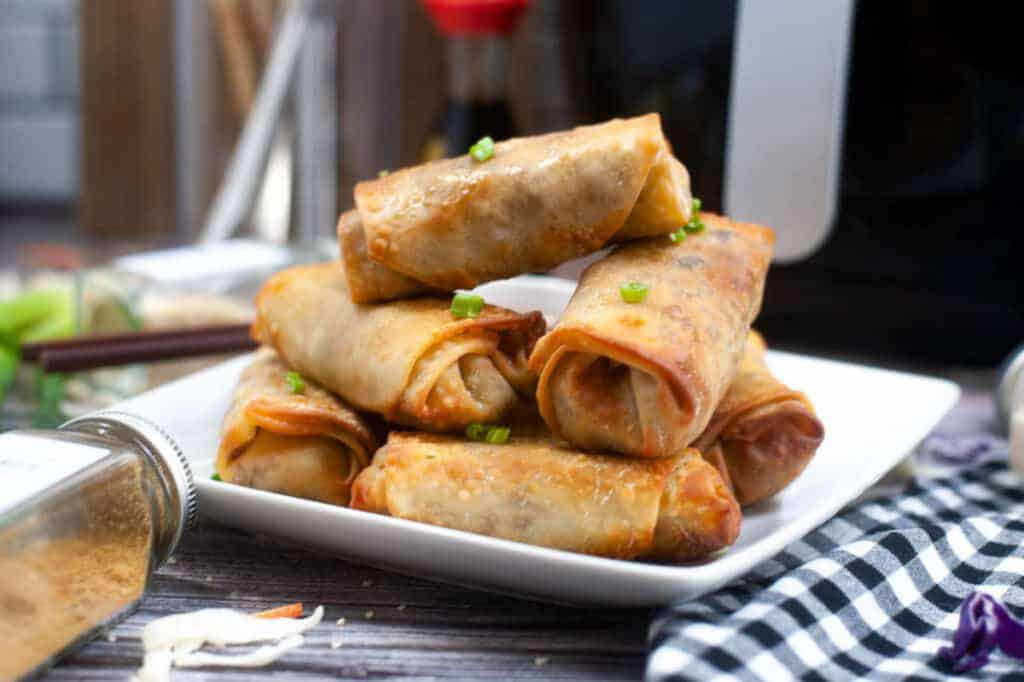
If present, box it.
[254,602,303,619]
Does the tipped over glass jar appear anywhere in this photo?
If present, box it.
[0,411,196,679]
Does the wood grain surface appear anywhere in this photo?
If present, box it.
[43,520,649,681]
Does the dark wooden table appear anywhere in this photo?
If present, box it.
[42,379,997,681]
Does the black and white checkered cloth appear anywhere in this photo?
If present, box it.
[647,457,1024,681]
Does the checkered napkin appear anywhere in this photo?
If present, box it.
[647,458,1024,681]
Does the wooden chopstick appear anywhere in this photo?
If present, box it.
[23,324,257,373]
[21,324,254,362]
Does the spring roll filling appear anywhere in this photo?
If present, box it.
[398,332,531,429]
[544,348,696,456]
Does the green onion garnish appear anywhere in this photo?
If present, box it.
[685,216,705,234]
[485,426,511,444]
[683,197,705,234]
[450,293,485,318]
[669,228,687,243]
[285,371,306,394]
[466,423,511,444]
[378,170,390,177]
[620,282,649,304]
[465,423,488,441]
[211,472,222,482]
[469,136,495,162]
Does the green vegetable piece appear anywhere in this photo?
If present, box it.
[0,344,18,407]
[0,289,68,337]
[469,136,495,162]
[19,298,74,343]
[211,472,222,482]
[285,371,306,394]
[465,423,488,441]
[619,281,649,304]
[378,170,390,177]
[450,293,485,319]
[669,228,687,243]
[484,426,511,444]
[692,197,702,213]
[32,371,66,429]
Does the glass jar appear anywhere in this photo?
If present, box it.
[0,411,196,680]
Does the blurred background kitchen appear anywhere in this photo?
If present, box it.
[1,0,1022,428]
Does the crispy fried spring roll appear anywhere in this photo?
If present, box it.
[349,114,691,297]
[351,432,740,562]
[252,263,545,431]
[217,350,377,505]
[693,331,824,506]
[529,214,775,458]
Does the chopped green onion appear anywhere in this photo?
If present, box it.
[285,371,306,394]
[450,293,485,319]
[378,170,390,177]
[211,472,222,482]
[620,282,649,304]
[469,136,495,162]
[466,423,511,444]
[682,197,705,234]
[485,426,511,444]
[466,423,488,441]
[669,228,687,243]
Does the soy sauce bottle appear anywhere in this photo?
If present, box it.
[420,0,529,161]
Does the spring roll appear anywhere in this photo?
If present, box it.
[529,213,775,458]
[349,114,691,298]
[351,432,740,562]
[252,263,545,431]
[693,331,824,506]
[217,349,377,505]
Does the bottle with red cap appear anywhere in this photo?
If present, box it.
[420,0,530,162]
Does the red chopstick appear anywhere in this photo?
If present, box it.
[22,324,257,373]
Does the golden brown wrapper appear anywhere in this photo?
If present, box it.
[338,210,442,304]
[693,331,825,506]
[615,151,691,240]
[529,213,775,458]
[350,114,691,297]
[252,263,545,431]
[217,349,377,505]
[350,431,740,562]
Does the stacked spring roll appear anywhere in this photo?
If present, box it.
[216,112,823,565]
[693,332,825,506]
[251,263,544,432]
[351,431,740,562]
[529,213,775,459]
[341,114,692,302]
[217,349,376,505]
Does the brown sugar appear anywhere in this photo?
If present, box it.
[0,456,152,680]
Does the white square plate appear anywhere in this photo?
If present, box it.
[110,276,959,607]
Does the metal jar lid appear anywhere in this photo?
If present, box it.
[997,344,1024,435]
[61,410,198,563]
